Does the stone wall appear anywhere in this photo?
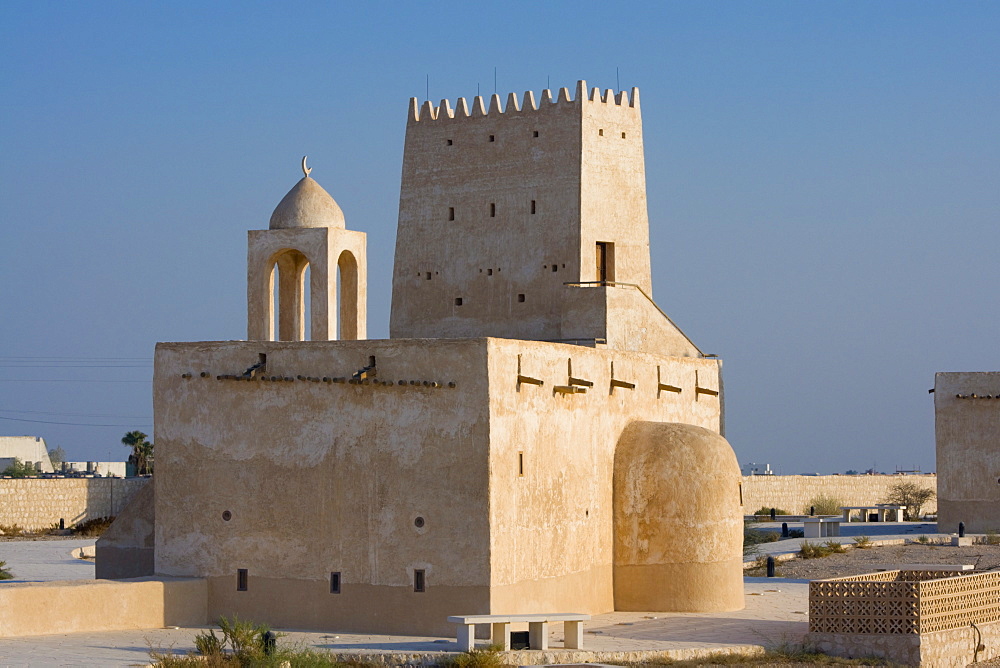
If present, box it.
[0,477,149,530]
[742,475,937,517]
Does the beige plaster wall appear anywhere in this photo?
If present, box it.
[0,435,54,472]
[0,578,206,637]
[154,339,492,635]
[96,479,155,579]
[935,372,1000,532]
[0,477,148,530]
[485,339,725,615]
[741,475,937,516]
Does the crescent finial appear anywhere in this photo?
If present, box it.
[301,156,312,178]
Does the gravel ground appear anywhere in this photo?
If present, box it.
[754,541,1000,580]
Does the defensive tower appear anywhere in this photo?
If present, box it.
[391,80,698,357]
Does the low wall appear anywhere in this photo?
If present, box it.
[0,578,206,637]
[0,477,149,530]
[742,475,937,516]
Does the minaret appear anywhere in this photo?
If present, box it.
[247,157,367,341]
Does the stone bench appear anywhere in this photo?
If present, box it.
[446,613,590,651]
[840,504,906,522]
[803,517,841,538]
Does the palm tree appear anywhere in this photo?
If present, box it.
[121,430,153,475]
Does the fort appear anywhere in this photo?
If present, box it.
[95,80,745,637]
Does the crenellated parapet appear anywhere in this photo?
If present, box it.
[408,80,640,122]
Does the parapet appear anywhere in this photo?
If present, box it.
[408,80,640,123]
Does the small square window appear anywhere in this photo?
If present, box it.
[518,293,525,303]
[446,139,453,145]
[599,129,604,136]
[414,569,426,592]
[533,130,539,138]
[552,264,558,272]
[448,207,455,221]
[489,135,495,142]
[237,569,248,591]
[455,297,463,306]
[331,571,341,594]
[487,268,493,276]
[425,272,432,280]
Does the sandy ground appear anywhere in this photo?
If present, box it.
[753,540,1000,580]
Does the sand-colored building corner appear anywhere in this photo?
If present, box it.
[89,81,745,637]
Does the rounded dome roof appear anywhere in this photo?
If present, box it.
[269,174,346,230]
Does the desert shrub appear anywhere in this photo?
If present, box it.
[803,495,843,516]
[752,506,791,517]
[853,535,873,549]
[73,516,115,537]
[976,531,1000,546]
[193,629,224,657]
[0,560,13,580]
[744,526,779,555]
[800,541,833,559]
[915,535,930,545]
[882,481,935,521]
[0,524,25,537]
[440,645,505,668]
[787,529,804,538]
[824,541,847,554]
[1,458,38,478]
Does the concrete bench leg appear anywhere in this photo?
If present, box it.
[457,624,475,651]
[829,522,840,537]
[564,620,583,649]
[491,622,510,650]
[528,621,549,650]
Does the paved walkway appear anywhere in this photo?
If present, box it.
[0,579,808,667]
[0,538,95,582]
[744,521,946,562]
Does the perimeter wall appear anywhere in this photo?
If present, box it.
[0,478,149,530]
[742,474,937,516]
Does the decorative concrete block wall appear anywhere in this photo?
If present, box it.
[741,475,937,516]
[0,478,149,530]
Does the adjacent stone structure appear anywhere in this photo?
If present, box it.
[0,477,147,531]
[102,81,745,637]
[741,474,937,517]
[0,436,54,473]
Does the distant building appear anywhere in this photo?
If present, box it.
[0,436,54,473]
[63,461,127,477]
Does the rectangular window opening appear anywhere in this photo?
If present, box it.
[599,129,604,136]
[552,264,558,273]
[489,134,495,142]
[237,569,248,591]
[446,139,453,145]
[455,297,463,306]
[425,272,432,280]
[530,200,536,214]
[621,132,626,139]
[330,571,341,594]
[414,569,426,592]
[517,293,525,303]
[487,268,493,276]
[448,207,455,221]
[533,130,539,138]
[489,203,496,218]
[518,451,524,476]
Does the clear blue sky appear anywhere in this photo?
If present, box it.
[2,2,998,472]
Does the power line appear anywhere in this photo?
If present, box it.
[0,409,151,419]
[0,416,152,428]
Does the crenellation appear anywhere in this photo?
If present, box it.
[522,89,536,111]
[489,93,503,114]
[438,98,453,118]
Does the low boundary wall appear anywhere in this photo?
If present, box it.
[0,477,149,530]
[742,474,937,516]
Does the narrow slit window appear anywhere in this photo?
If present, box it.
[425,272,432,280]
[237,569,248,591]
[533,130,539,137]
[330,571,341,594]
[489,134,495,142]
[599,129,604,136]
[621,132,626,139]
[455,297,463,306]
[414,569,426,592]
[552,264,558,272]
[530,200,536,214]
[517,294,525,303]
[518,451,524,476]
[487,268,493,276]
[489,203,496,218]
[448,207,455,221]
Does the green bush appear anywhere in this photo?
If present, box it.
[0,560,13,580]
[752,506,791,517]
[853,536,873,549]
[439,645,506,668]
[803,495,843,516]
[744,526,780,555]
[73,517,115,537]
